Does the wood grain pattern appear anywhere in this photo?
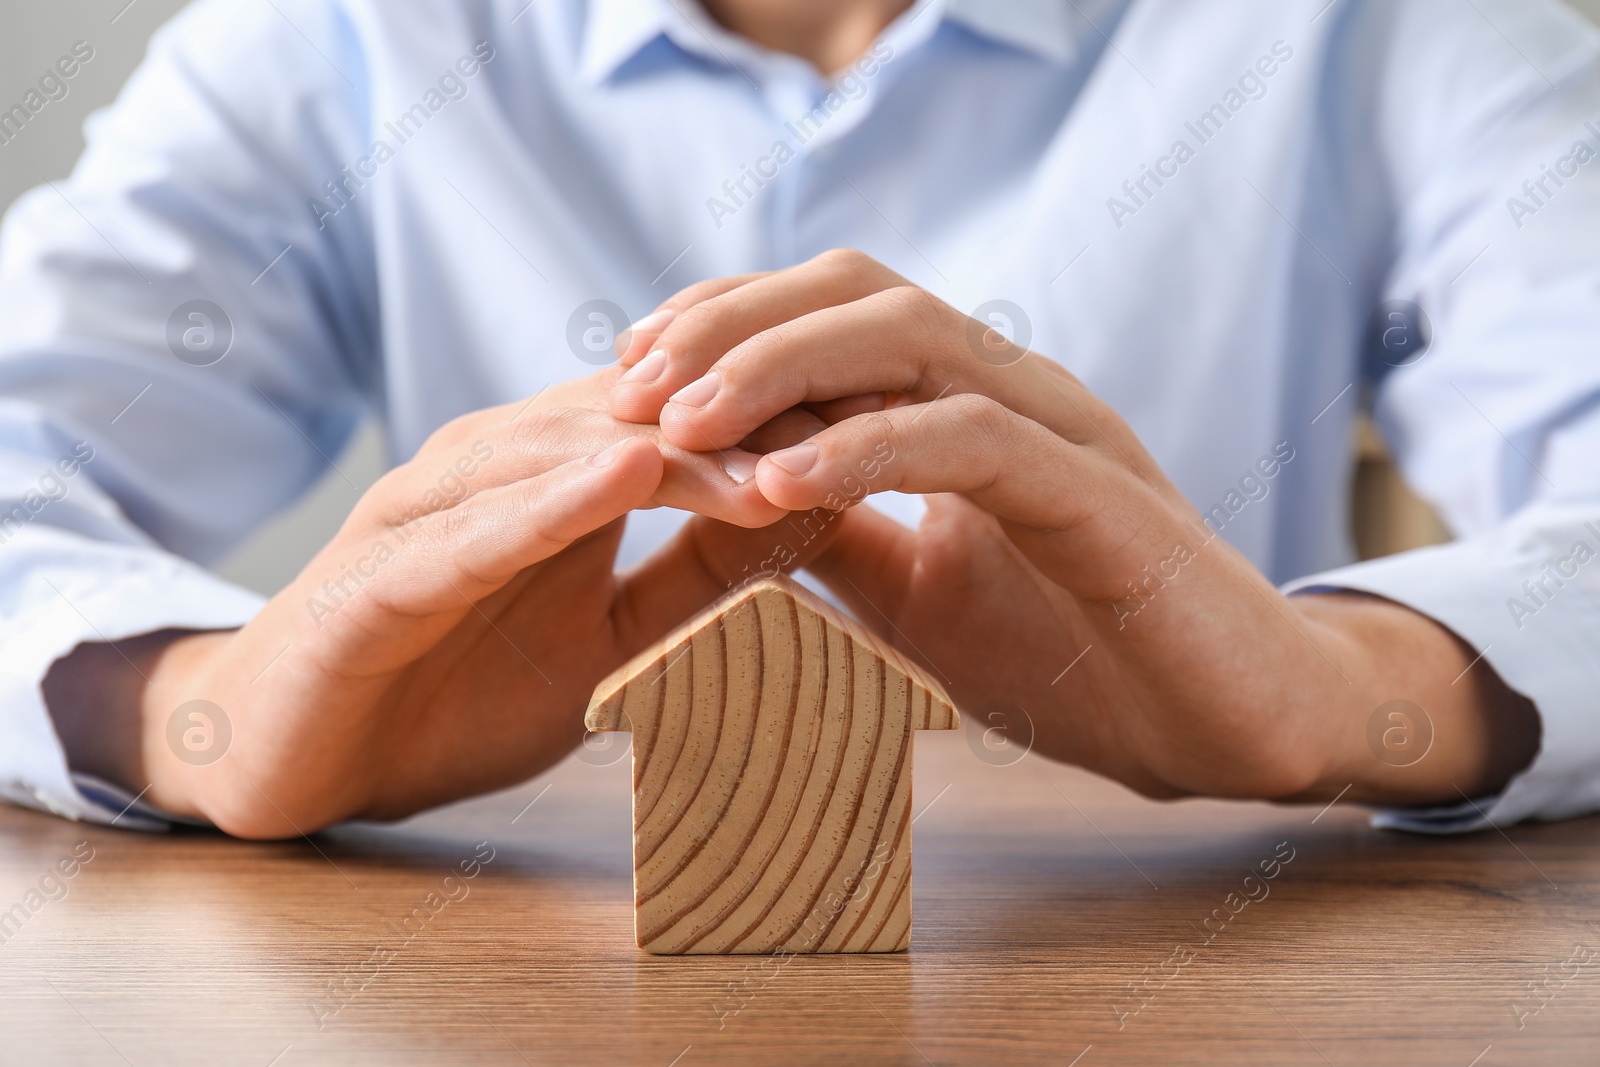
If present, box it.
[3,733,1600,1065]
[586,577,958,954]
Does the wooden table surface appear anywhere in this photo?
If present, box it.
[3,729,1598,1066]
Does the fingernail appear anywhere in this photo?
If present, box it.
[628,308,676,335]
[587,440,628,468]
[618,348,668,385]
[669,372,720,409]
[766,443,819,477]
[721,451,759,485]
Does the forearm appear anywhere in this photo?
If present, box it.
[1294,592,1540,807]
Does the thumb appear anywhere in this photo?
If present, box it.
[804,502,916,631]
[613,502,887,658]
[612,513,825,657]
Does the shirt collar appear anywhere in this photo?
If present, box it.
[577,0,670,85]
[942,0,1086,65]
[577,0,1094,86]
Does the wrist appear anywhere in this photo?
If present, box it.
[1293,592,1540,808]
[136,629,238,821]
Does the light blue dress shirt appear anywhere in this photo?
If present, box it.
[2,0,1599,832]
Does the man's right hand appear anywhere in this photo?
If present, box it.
[47,371,806,838]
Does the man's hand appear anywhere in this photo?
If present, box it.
[609,250,1540,807]
[47,372,824,837]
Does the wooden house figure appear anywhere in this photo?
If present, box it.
[585,575,959,955]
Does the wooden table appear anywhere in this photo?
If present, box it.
[3,730,1597,1066]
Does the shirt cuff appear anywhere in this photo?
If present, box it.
[1283,503,1600,833]
[0,525,263,830]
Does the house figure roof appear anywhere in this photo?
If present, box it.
[586,575,958,954]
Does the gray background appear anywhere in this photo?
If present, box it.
[3,0,1599,595]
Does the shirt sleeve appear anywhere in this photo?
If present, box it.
[1286,0,1600,832]
[0,0,378,826]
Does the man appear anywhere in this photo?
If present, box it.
[2,0,1596,837]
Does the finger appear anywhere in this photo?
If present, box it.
[367,406,617,525]
[403,370,815,524]
[652,289,1162,487]
[752,397,1184,599]
[408,374,607,458]
[653,287,1100,454]
[806,393,891,425]
[609,249,906,423]
[615,272,774,365]
[655,287,935,450]
[373,438,666,617]
[654,436,785,528]
[738,407,829,454]
[371,406,785,531]
[754,397,1100,529]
